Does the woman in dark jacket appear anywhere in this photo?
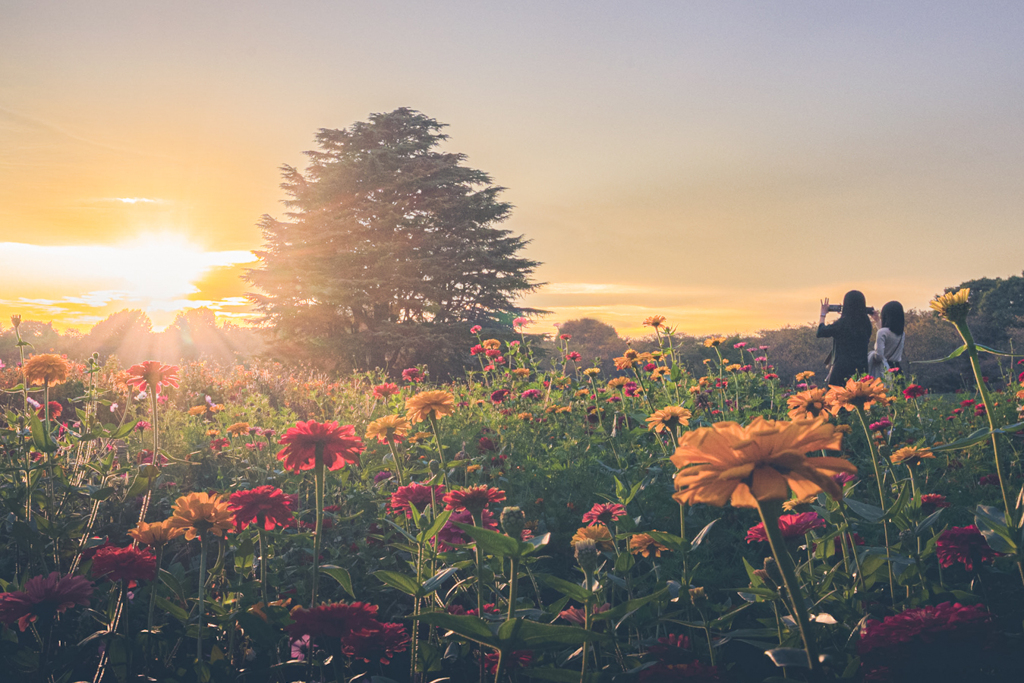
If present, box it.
[817,290,872,386]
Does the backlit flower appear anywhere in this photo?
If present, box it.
[786,388,832,420]
[629,532,670,558]
[373,383,400,399]
[227,422,250,436]
[23,354,72,387]
[344,621,410,664]
[920,493,951,513]
[582,502,627,527]
[124,361,180,395]
[481,339,502,350]
[572,524,614,551]
[167,491,234,540]
[288,600,383,648]
[405,390,456,424]
[643,315,667,328]
[0,572,93,631]
[929,287,971,324]
[365,415,411,444]
[795,371,816,382]
[444,485,506,515]
[230,486,295,530]
[902,384,927,400]
[703,336,727,348]
[936,525,998,572]
[277,420,364,472]
[438,509,497,549]
[128,520,185,546]
[646,406,692,433]
[671,417,856,508]
[745,512,825,543]
[401,367,423,382]
[90,545,157,582]
[891,447,934,466]
[825,377,891,413]
[389,482,446,518]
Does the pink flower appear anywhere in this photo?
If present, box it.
[0,572,93,631]
[746,512,825,543]
[401,368,423,383]
[582,502,628,527]
[733,342,746,349]
[470,325,482,334]
[438,509,498,550]
[936,525,999,571]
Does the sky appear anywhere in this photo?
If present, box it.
[2,1,1023,335]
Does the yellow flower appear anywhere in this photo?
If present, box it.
[643,315,667,328]
[629,532,669,558]
[512,368,531,378]
[650,367,671,381]
[890,447,935,466]
[166,492,234,540]
[726,364,742,372]
[703,337,727,348]
[408,431,433,444]
[607,377,630,390]
[23,354,72,387]
[405,390,456,424]
[782,494,817,511]
[557,406,573,414]
[795,371,816,382]
[786,388,833,421]
[482,339,502,351]
[825,377,891,413]
[572,525,614,551]
[688,386,701,394]
[575,389,591,398]
[227,422,250,436]
[206,429,221,437]
[188,406,207,416]
[671,417,856,508]
[582,368,601,377]
[646,406,692,433]
[467,464,482,473]
[930,287,971,325]
[127,520,185,546]
[365,415,411,443]
[517,412,533,421]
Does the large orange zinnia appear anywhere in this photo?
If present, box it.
[23,354,72,387]
[671,417,856,508]
[825,377,890,413]
[404,391,455,424]
[786,388,833,421]
[166,492,234,540]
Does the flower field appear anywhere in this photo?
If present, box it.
[2,296,1024,683]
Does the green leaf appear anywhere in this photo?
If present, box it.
[930,421,1024,453]
[534,573,592,602]
[375,570,423,598]
[975,343,1012,356]
[108,421,138,440]
[417,509,452,545]
[453,522,520,558]
[591,587,669,624]
[496,618,609,650]
[89,487,115,501]
[844,498,885,523]
[644,530,685,553]
[614,550,635,573]
[154,596,189,624]
[320,565,355,598]
[421,566,459,595]
[411,612,497,648]
[690,519,718,550]
[28,413,57,453]
[914,344,967,364]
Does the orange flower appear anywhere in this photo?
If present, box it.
[643,315,667,328]
[629,532,670,558]
[227,422,250,436]
[405,391,455,424]
[825,377,891,413]
[127,520,185,546]
[571,525,614,551]
[795,371,816,382]
[671,417,856,508]
[124,361,180,395]
[166,492,234,540]
[703,337,726,348]
[481,339,502,351]
[607,377,630,390]
[891,447,935,466]
[786,388,833,421]
[646,406,692,433]
[365,415,411,444]
[23,354,71,387]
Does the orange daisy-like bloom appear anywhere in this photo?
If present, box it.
[786,388,833,421]
[571,524,614,551]
[166,492,234,540]
[277,420,364,472]
[481,339,502,351]
[613,350,640,371]
[929,287,972,325]
[582,368,601,377]
[671,417,856,508]
[703,336,727,348]
[405,390,456,424]
[629,533,670,558]
[365,415,411,444]
[188,406,207,417]
[650,367,671,381]
[512,368,531,378]
[607,377,630,390]
[825,377,891,413]
[443,485,506,515]
[23,354,72,387]
[124,361,180,395]
[227,422,250,436]
[795,371,816,382]
[128,520,185,546]
[646,406,692,433]
[643,315,667,328]
[891,447,935,466]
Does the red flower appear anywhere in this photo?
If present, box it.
[902,385,927,400]
[478,436,496,452]
[389,482,446,518]
[647,633,692,663]
[35,401,63,420]
[277,420,364,472]
[483,650,532,675]
[438,509,498,550]
[124,361,180,395]
[470,325,483,334]
[566,351,582,362]
[90,545,157,582]
[746,512,825,543]
[288,601,384,649]
[490,389,510,404]
[230,486,295,530]
[343,622,410,664]
[443,486,506,515]
[582,503,628,527]
[978,474,999,487]
[401,368,422,382]
[209,437,230,452]
[0,572,93,631]
[960,399,976,407]
[373,383,400,399]
[920,493,951,513]
[470,344,484,356]
[937,526,999,572]
[560,333,572,340]
[764,373,778,380]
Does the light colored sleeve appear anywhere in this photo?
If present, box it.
[874,328,888,358]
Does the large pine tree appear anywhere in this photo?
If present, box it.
[245,108,542,374]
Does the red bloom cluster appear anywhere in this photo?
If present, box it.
[372,383,400,399]
[566,351,582,362]
[745,512,825,543]
[902,384,927,400]
[0,572,94,631]
[389,482,446,518]
[936,526,999,572]
[401,368,422,382]
[90,545,157,582]
[343,621,410,664]
[35,401,63,420]
[230,486,295,530]
[444,486,506,514]
[210,438,230,452]
[289,600,404,663]
[277,420,364,472]
[490,389,510,404]
[920,493,951,513]
[438,509,498,550]
[978,474,999,487]
[582,502,628,527]
[483,650,533,675]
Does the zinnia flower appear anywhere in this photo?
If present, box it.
[124,360,180,395]
[230,486,295,530]
[90,545,157,582]
[365,415,411,444]
[825,377,891,413]
[490,388,510,404]
[786,388,832,420]
[167,491,234,540]
[936,525,999,572]
[343,621,410,664]
[288,600,384,648]
[389,482,446,518]
[405,390,456,424]
[227,422,250,436]
[920,493,951,513]
[23,354,72,387]
[484,650,532,676]
[582,502,627,527]
[643,315,667,328]
[373,383,400,399]
[891,447,934,466]
[128,520,185,546]
[629,533,670,558]
[443,485,506,515]
[929,287,972,324]
[745,512,825,543]
[902,384,927,400]
[0,572,93,631]
[646,406,692,433]
[703,337,726,348]
[571,525,614,551]
[35,401,63,420]
[671,417,856,508]
[277,420,364,472]
[401,368,423,382]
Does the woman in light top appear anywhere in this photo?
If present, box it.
[868,300,905,378]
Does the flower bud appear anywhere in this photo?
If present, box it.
[752,569,775,589]
[899,528,916,546]
[763,557,783,587]
[11,315,21,330]
[689,586,708,608]
[500,506,525,539]
[574,539,600,573]
[428,459,440,475]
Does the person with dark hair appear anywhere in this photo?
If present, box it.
[868,300,906,378]
[817,290,872,386]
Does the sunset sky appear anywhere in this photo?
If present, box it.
[2,2,1023,336]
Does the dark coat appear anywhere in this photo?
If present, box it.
[817,316,871,386]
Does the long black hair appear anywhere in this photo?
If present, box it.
[840,290,872,337]
[881,300,905,336]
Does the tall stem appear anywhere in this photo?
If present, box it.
[258,528,269,606]
[507,555,519,621]
[856,406,895,603]
[197,534,208,662]
[427,414,450,490]
[136,389,160,526]
[386,438,406,486]
[311,447,325,607]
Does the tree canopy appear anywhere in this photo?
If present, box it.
[245,108,543,375]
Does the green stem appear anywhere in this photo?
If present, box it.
[507,555,519,621]
[493,649,506,683]
[311,448,325,607]
[258,528,269,606]
[197,534,208,662]
[426,414,450,490]
[386,438,406,486]
[856,406,895,603]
